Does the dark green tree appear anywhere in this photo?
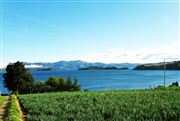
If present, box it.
[3,61,34,94]
[35,80,45,93]
[45,77,59,91]
[57,77,66,91]
[66,77,72,91]
[73,77,80,91]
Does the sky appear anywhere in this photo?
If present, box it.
[0,0,179,68]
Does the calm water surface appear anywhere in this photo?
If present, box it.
[0,70,180,93]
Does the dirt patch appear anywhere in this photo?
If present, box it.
[15,96,27,121]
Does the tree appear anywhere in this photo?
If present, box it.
[45,77,59,91]
[73,77,80,91]
[57,77,66,91]
[3,61,34,94]
[66,77,72,91]
[170,81,179,87]
[35,80,45,93]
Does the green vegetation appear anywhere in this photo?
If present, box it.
[134,61,180,70]
[170,81,179,87]
[6,95,22,121]
[3,61,80,94]
[155,83,180,91]
[0,96,5,106]
[18,90,180,121]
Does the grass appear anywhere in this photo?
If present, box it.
[18,89,180,121]
[6,95,23,121]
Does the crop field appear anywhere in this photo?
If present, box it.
[18,90,180,121]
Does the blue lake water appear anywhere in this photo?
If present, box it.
[0,70,180,93]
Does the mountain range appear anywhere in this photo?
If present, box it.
[24,60,139,70]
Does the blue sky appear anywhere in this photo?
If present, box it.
[0,0,179,66]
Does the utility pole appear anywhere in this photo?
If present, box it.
[162,57,179,88]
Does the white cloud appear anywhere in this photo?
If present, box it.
[25,64,42,68]
[0,62,8,69]
[83,42,180,63]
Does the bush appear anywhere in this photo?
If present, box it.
[170,81,179,87]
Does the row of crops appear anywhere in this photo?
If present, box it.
[0,96,4,106]
[6,95,23,121]
[18,90,180,121]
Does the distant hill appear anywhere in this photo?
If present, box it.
[133,61,180,70]
[23,60,138,70]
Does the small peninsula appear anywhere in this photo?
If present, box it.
[79,66,129,70]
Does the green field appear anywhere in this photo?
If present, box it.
[18,90,180,121]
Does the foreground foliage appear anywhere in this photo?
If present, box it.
[18,90,180,121]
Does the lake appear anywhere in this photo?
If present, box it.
[0,70,180,93]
